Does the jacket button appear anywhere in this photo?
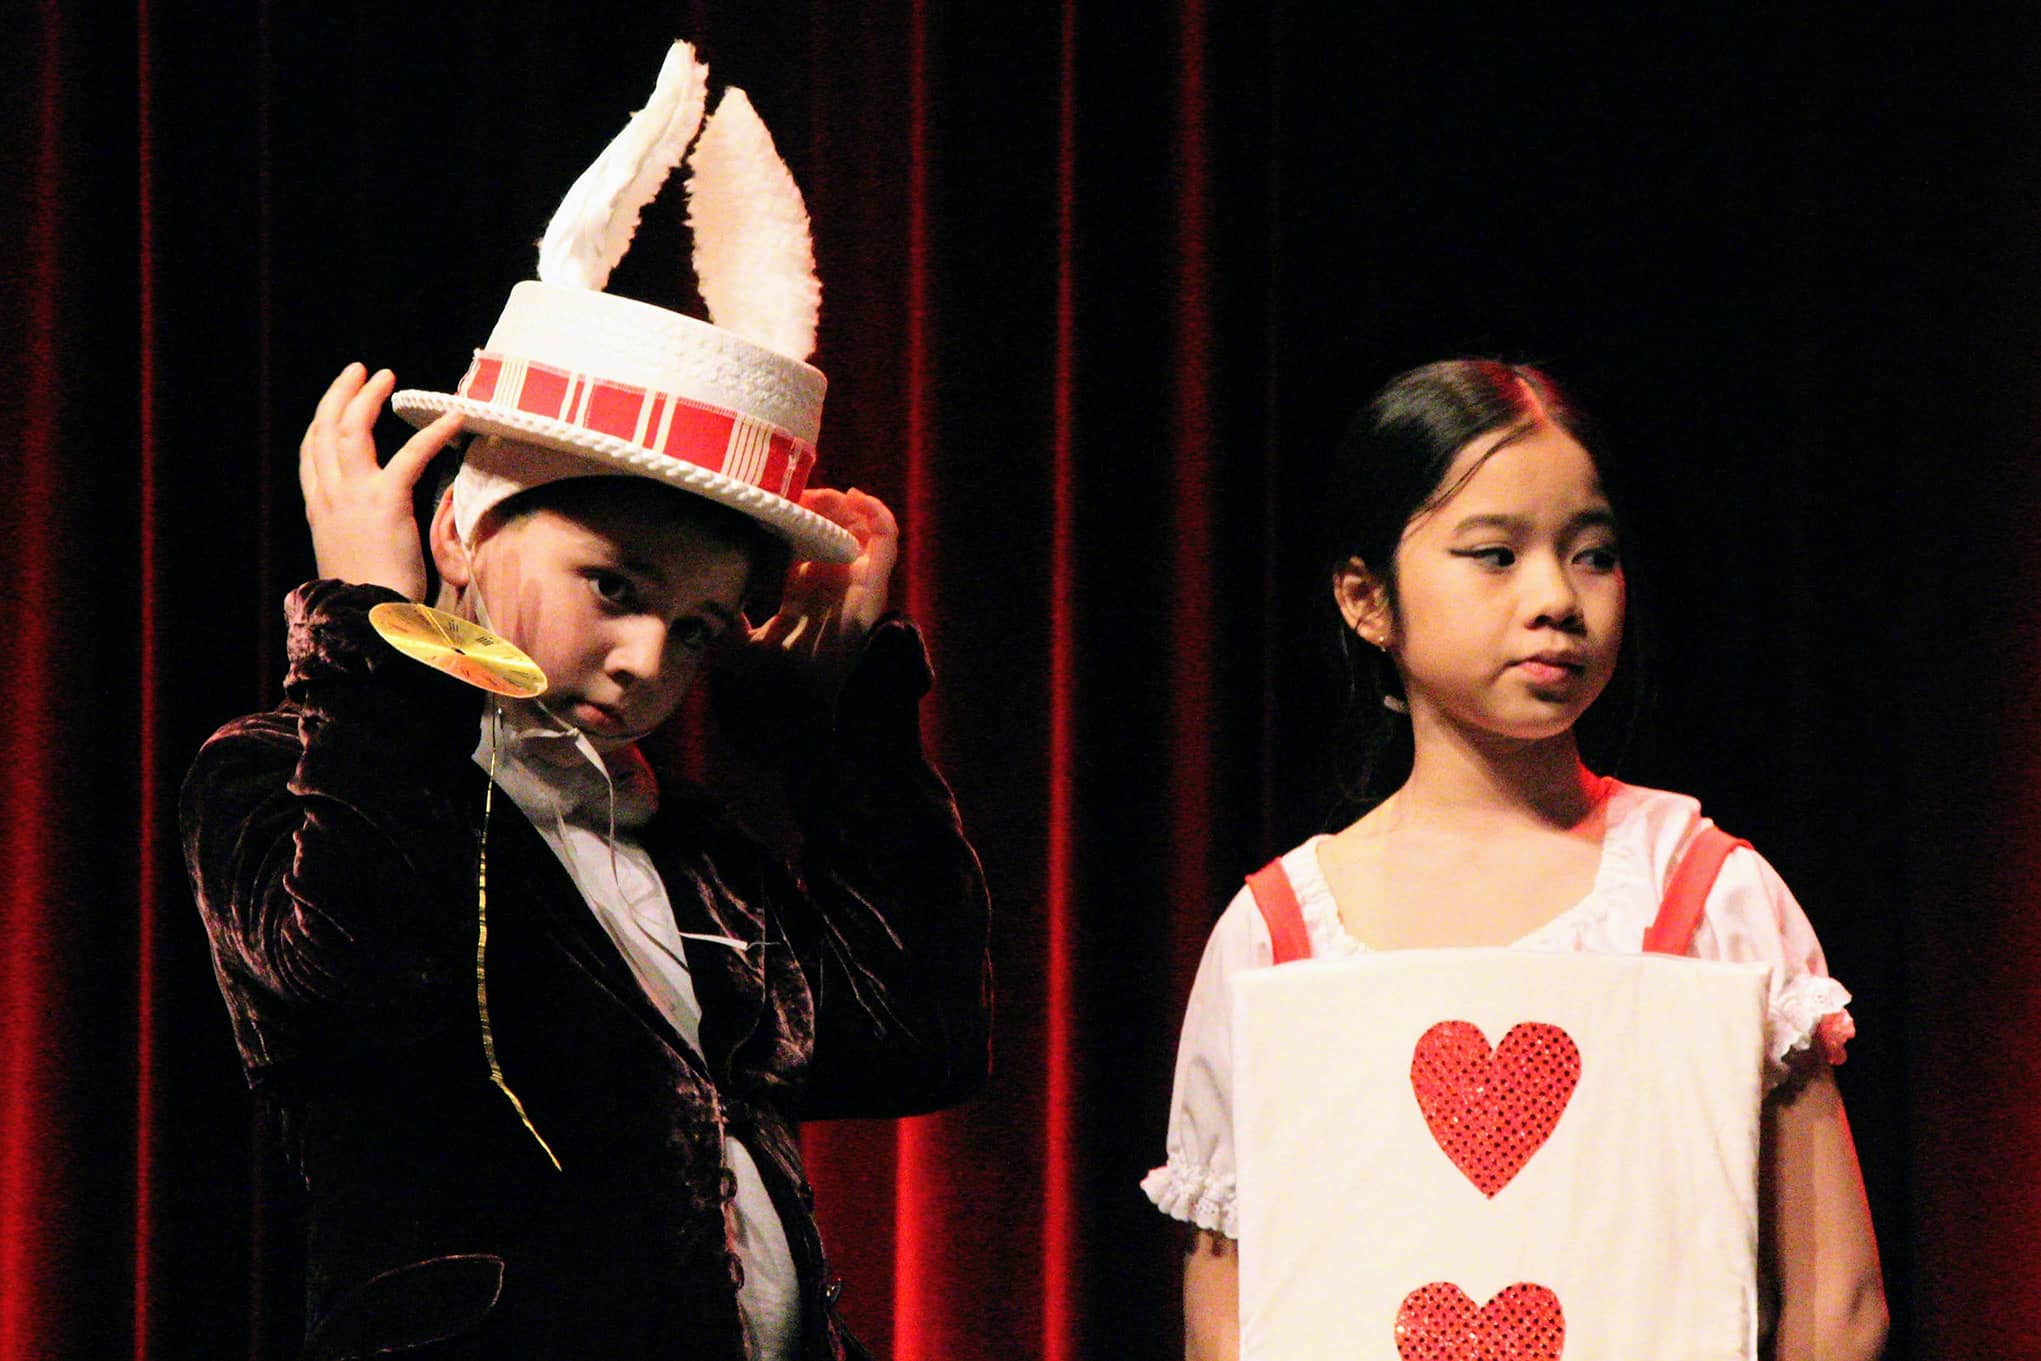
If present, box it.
[719,1168,739,1203]
[726,1252,746,1289]
[824,1278,845,1306]
[798,1179,816,1209]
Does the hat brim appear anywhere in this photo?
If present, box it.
[394,388,859,564]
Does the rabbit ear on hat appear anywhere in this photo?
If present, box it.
[397,40,859,563]
[686,87,821,363]
[537,41,710,292]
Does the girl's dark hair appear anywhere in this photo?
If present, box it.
[1325,358,1648,818]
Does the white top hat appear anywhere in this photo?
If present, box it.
[392,42,858,563]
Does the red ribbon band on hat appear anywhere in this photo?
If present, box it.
[457,351,816,502]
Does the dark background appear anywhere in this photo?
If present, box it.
[5,3,2038,1357]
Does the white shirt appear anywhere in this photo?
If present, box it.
[477,717,801,1360]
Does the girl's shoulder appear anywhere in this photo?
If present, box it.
[1510,779,1799,955]
[1601,781,1853,1073]
[1213,782,1812,959]
[1599,776,1782,893]
[1600,777,1709,856]
[1205,834,1360,969]
[1595,779,1822,951]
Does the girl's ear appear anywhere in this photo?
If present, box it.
[1333,556,1393,648]
[427,488,472,591]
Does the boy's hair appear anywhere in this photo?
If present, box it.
[421,441,791,605]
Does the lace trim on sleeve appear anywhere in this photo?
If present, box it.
[1768,973,1854,1083]
[1142,1160,1237,1238]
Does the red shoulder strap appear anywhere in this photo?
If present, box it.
[1642,825,1751,955]
[1246,859,1313,965]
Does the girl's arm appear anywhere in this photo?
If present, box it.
[1183,1230,1240,1361]
[1763,1062,1888,1360]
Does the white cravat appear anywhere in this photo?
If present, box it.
[475,714,801,1360]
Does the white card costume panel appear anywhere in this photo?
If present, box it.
[1231,949,1771,1360]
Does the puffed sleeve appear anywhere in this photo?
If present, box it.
[1141,888,1272,1239]
[1690,845,1855,1088]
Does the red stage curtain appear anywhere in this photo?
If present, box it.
[5,6,2041,1358]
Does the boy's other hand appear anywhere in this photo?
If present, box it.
[299,363,463,601]
[748,488,899,702]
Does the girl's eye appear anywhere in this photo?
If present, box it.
[1576,544,1621,572]
[1453,547,1516,569]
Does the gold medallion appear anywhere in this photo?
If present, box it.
[368,602,548,698]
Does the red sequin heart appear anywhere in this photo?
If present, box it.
[1395,1282,1566,1361]
[1410,1020,1579,1197]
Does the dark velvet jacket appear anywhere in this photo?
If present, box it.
[181,582,992,1361]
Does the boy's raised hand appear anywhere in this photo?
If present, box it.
[749,488,900,701]
[299,363,464,601]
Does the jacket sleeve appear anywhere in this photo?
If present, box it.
[731,616,993,1120]
[181,581,489,1064]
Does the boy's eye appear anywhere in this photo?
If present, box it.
[1452,547,1516,569]
[673,618,721,653]
[587,571,636,608]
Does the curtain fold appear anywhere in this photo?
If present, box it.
[0,10,65,1351]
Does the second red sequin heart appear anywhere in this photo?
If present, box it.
[1394,1282,1566,1361]
[1409,1020,1580,1197]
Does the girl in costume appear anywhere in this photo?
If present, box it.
[1143,360,1886,1360]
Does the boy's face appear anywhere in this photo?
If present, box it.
[447,494,751,752]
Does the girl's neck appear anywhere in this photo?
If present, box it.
[1394,713,1602,832]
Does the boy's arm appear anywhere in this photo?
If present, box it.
[715,489,989,1117]
[183,580,486,1046]
[183,361,481,1040]
[765,613,992,1119]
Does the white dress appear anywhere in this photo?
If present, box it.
[1142,780,1855,1242]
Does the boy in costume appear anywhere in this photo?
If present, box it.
[182,44,990,1360]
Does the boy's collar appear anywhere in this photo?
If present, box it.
[477,712,660,833]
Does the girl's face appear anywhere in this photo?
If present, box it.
[1359,421,1624,743]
